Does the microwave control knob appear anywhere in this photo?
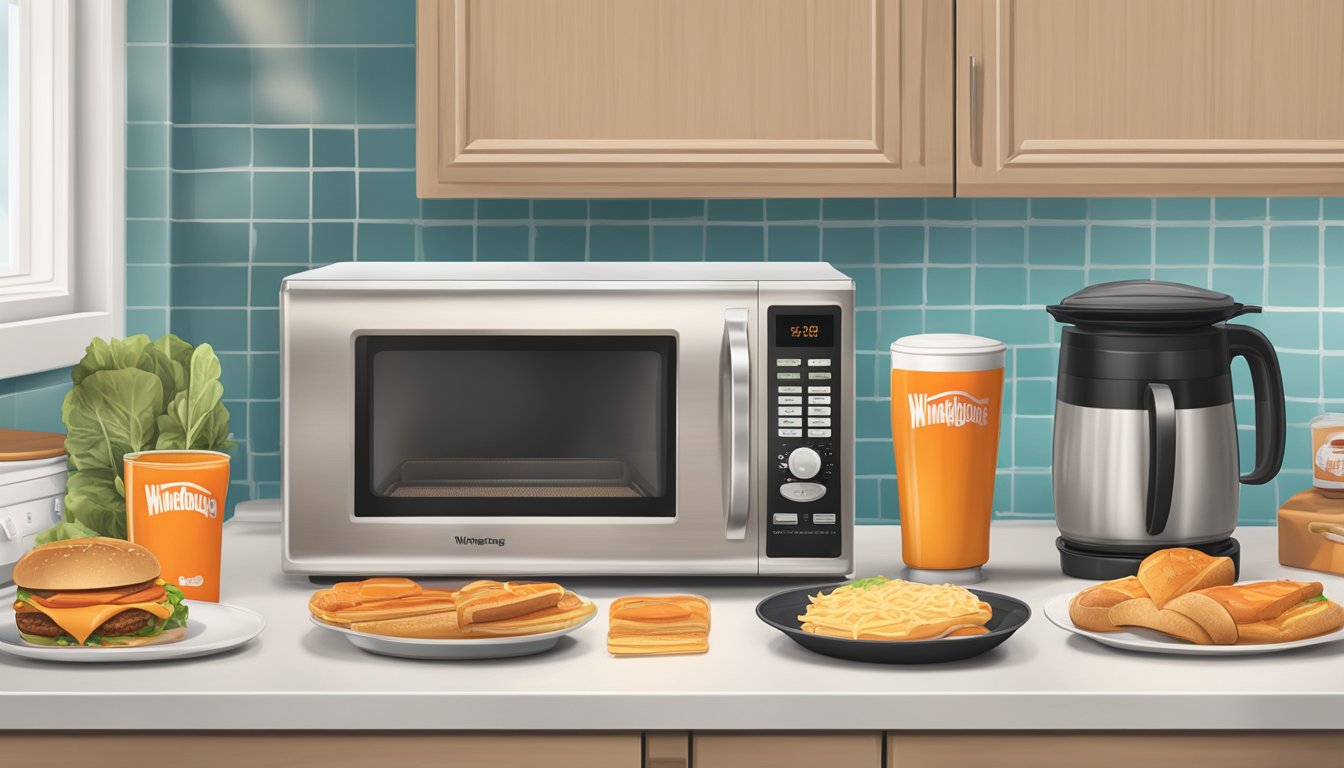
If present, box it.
[787,447,822,480]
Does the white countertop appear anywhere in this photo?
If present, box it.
[2,520,1341,731]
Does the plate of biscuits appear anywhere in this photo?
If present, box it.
[1045,547,1344,655]
[756,577,1030,664]
[308,577,596,659]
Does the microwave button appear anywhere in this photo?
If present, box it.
[807,358,831,367]
[808,428,832,438]
[778,396,802,405]
[778,406,802,416]
[808,386,831,394]
[772,512,799,526]
[778,418,803,427]
[812,513,837,525]
[778,386,802,394]
[778,428,803,438]
[807,406,831,416]
[808,395,831,405]
[777,372,801,380]
[779,482,827,503]
[778,358,802,367]
[807,417,831,428]
[808,372,832,380]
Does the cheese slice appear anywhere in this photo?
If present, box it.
[18,599,174,645]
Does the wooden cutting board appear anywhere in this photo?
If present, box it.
[0,429,66,461]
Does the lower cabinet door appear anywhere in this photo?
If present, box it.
[692,732,883,768]
[0,733,643,768]
[886,732,1344,768]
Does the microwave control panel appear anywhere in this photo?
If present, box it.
[766,305,842,559]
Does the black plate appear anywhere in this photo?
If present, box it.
[755,585,1031,664]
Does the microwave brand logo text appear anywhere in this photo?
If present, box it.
[144,482,218,518]
[455,536,506,547]
[908,391,991,429]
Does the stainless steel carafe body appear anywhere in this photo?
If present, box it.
[1053,402,1240,546]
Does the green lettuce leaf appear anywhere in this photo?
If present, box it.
[34,520,101,545]
[62,368,163,474]
[72,336,151,386]
[848,576,890,591]
[162,583,189,630]
[1307,595,1328,603]
[153,333,193,391]
[63,470,129,539]
[156,343,227,451]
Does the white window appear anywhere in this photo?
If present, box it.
[0,0,124,378]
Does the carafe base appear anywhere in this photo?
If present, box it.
[1057,536,1241,580]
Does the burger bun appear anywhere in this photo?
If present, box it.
[13,537,162,590]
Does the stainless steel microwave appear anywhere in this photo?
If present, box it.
[280,262,854,576]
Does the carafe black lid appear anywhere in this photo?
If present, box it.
[1046,280,1259,329]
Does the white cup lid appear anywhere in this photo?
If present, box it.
[890,333,1005,356]
[890,333,1005,373]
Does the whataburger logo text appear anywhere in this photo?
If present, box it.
[908,390,991,429]
[144,481,218,518]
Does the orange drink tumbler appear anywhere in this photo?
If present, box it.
[890,334,1005,583]
[124,450,230,602]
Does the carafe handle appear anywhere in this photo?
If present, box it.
[1144,383,1176,535]
[1226,324,1285,485]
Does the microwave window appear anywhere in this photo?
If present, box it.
[355,336,676,518]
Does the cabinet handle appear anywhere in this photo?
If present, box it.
[969,55,981,165]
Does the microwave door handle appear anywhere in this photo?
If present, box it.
[723,308,751,540]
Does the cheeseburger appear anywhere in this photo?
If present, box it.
[12,537,188,647]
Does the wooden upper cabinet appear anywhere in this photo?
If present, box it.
[958,0,1344,196]
[416,0,953,197]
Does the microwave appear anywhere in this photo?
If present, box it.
[280,262,854,577]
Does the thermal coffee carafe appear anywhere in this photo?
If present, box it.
[1047,281,1286,578]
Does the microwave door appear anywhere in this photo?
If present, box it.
[284,283,762,575]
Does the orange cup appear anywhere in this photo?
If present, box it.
[124,450,230,602]
[890,335,1005,579]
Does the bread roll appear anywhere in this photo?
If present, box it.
[1159,593,1238,644]
[454,581,566,627]
[1107,597,1215,644]
[1068,576,1148,632]
[1190,580,1322,624]
[1120,581,1336,645]
[1235,598,1344,644]
[1136,548,1236,608]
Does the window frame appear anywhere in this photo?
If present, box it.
[0,0,124,379]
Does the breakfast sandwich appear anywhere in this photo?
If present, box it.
[608,595,710,656]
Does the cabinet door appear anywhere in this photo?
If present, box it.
[692,732,883,768]
[417,0,952,197]
[957,0,1344,196]
[0,733,642,768]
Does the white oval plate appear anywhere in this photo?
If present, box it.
[0,602,265,663]
[1043,591,1344,656]
[309,606,596,660]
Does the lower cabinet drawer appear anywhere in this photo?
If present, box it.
[691,732,883,768]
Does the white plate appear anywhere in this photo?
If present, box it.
[309,607,596,660]
[0,602,265,663]
[1043,591,1344,656]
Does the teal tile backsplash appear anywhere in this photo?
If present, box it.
[1,0,1343,525]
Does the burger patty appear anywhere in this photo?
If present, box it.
[15,608,155,639]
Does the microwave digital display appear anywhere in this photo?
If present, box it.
[776,314,833,347]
